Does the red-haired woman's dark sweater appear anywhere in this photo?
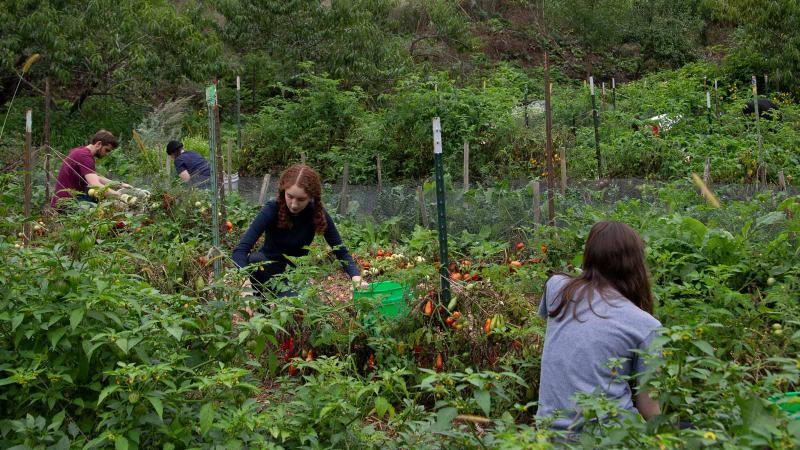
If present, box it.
[232,200,359,277]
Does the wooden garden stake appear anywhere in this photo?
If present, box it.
[764,74,768,94]
[532,181,541,225]
[236,76,242,159]
[611,78,616,110]
[44,153,50,205]
[376,154,382,193]
[417,185,428,227]
[226,140,233,192]
[339,161,349,215]
[751,76,765,187]
[778,170,786,191]
[543,52,555,226]
[463,140,469,191]
[523,84,529,127]
[23,109,32,243]
[703,157,711,187]
[258,174,271,205]
[560,146,567,195]
[589,76,602,178]
[601,81,606,109]
[301,152,306,165]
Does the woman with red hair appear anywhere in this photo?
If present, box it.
[233,164,363,297]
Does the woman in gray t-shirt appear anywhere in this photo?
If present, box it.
[536,221,661,431]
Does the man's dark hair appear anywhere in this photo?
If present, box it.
[166,140,184,156]
[91,130,118,149]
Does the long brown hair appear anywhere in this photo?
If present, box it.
[549,221,653,321]
[276,164,327,233]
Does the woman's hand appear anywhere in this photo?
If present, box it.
[351,275,369,289]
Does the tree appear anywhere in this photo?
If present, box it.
[719,0,800,94]
[0,0,223,111]
[218,0,409,92]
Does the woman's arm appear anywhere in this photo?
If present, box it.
[232,203,277,268]
[322,210,360,278]
[635,390,661,420]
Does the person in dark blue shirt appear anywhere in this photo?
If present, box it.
[232,164,364,297]
[166,140,211,187]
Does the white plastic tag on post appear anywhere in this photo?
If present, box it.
[706,91,711,108]
[432,117,442,155]
[236,75,240,91]
[612,78,616,89]
[602,82,606,96]
[714,79,718,90]
[589,76,595,96]
[25,109,32,133]
[751,76,757,86]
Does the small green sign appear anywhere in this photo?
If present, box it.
[205,85,216,106]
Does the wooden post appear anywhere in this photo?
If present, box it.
[611,78,616,111]
[418,185,428,227]
[213,80,227,231]
[44,153,51,205]
[236,76,242,158]
[764,74,768,94]
[532,181,541,225]
[463,140,470,191]
[703,157,711,187]
[560,146,567,195]
[339,161,349,215]
[778,170,786,191]
[300,152,306,165]
[543,53,555,226]
[751,76,765,187]
[23,109,32,243]
[43,78,51,150]
[589,76,602,178]
[226,140,233,193]
[258,173,271,205]
[601,81,606,109]
[376,154,382,193]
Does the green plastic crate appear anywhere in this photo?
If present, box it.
[769,392,800,419]
[353,281,411,323]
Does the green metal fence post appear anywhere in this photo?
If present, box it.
[432,117,451,307]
